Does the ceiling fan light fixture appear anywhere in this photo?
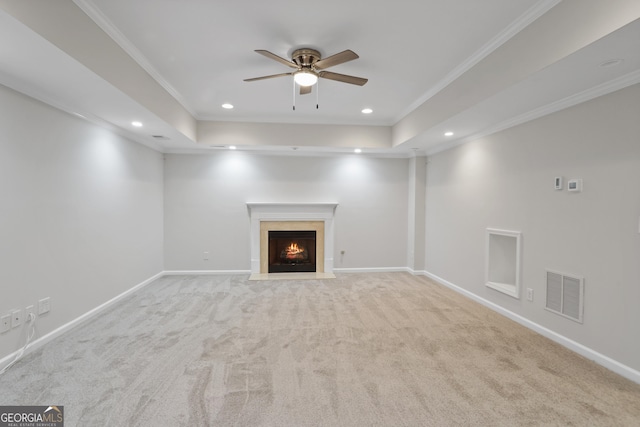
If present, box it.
[294,70,318,87]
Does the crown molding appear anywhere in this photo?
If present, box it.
[0,71,166,153]
[464,69,640,143]
[426,70,640,156]
[395,0,561,124]
[73,0,197,117]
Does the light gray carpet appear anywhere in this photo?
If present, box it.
[1,273,639,426]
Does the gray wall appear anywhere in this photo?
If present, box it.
[163,152,410,271]
[424,84,640,371]
[0,84,164,360]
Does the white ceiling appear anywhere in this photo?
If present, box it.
[80,0,541,125]
[0,0,638,155]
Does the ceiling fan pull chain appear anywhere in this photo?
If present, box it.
[316,80,319,109]
[292,78,296,111]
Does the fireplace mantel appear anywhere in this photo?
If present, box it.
[247,203,338,215]
[247,203,338,276]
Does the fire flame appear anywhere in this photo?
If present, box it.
[286,242,304,255]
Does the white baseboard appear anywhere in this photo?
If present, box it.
[162,270,252,276]
[420,270,640,385]
[333,267,411,273]
[165,269,411,276]
[0,271,165,371]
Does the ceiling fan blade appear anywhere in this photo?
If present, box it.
[299,85,312,95]
[244,72,293,82]
[254,50,298,69]
[318,71,368,86]
[314,50,359,70]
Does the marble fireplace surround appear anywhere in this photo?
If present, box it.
[247,203,337,278]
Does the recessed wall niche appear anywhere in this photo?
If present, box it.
[486,228,522,298]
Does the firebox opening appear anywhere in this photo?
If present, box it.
[268,230,316,273]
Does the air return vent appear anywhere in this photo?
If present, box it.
[545,270,584,323]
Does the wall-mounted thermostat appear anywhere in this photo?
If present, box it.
[567,179,583,192]
[554,176,563,190]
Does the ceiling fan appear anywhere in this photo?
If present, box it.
[244,48,368,95]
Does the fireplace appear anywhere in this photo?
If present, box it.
[247,203,337,277]
[268,230,316,273]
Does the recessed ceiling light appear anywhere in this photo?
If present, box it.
[222,103,234,109]
[354,148,362,153]
[131,121,143,127]
[444,131,454,137]
[361,108,373,114]
[229,145,237,150]
[599,59,623,68]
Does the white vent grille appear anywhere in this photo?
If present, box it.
[545,270,584,323]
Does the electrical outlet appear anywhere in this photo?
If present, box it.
[1,314,10,333]
[38,297,51,315]
[526,288,534,302]
[26,305,35,322]
[11,309,23,328]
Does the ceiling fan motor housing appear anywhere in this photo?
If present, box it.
[292,48,322,69]
[244,47,367,91]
